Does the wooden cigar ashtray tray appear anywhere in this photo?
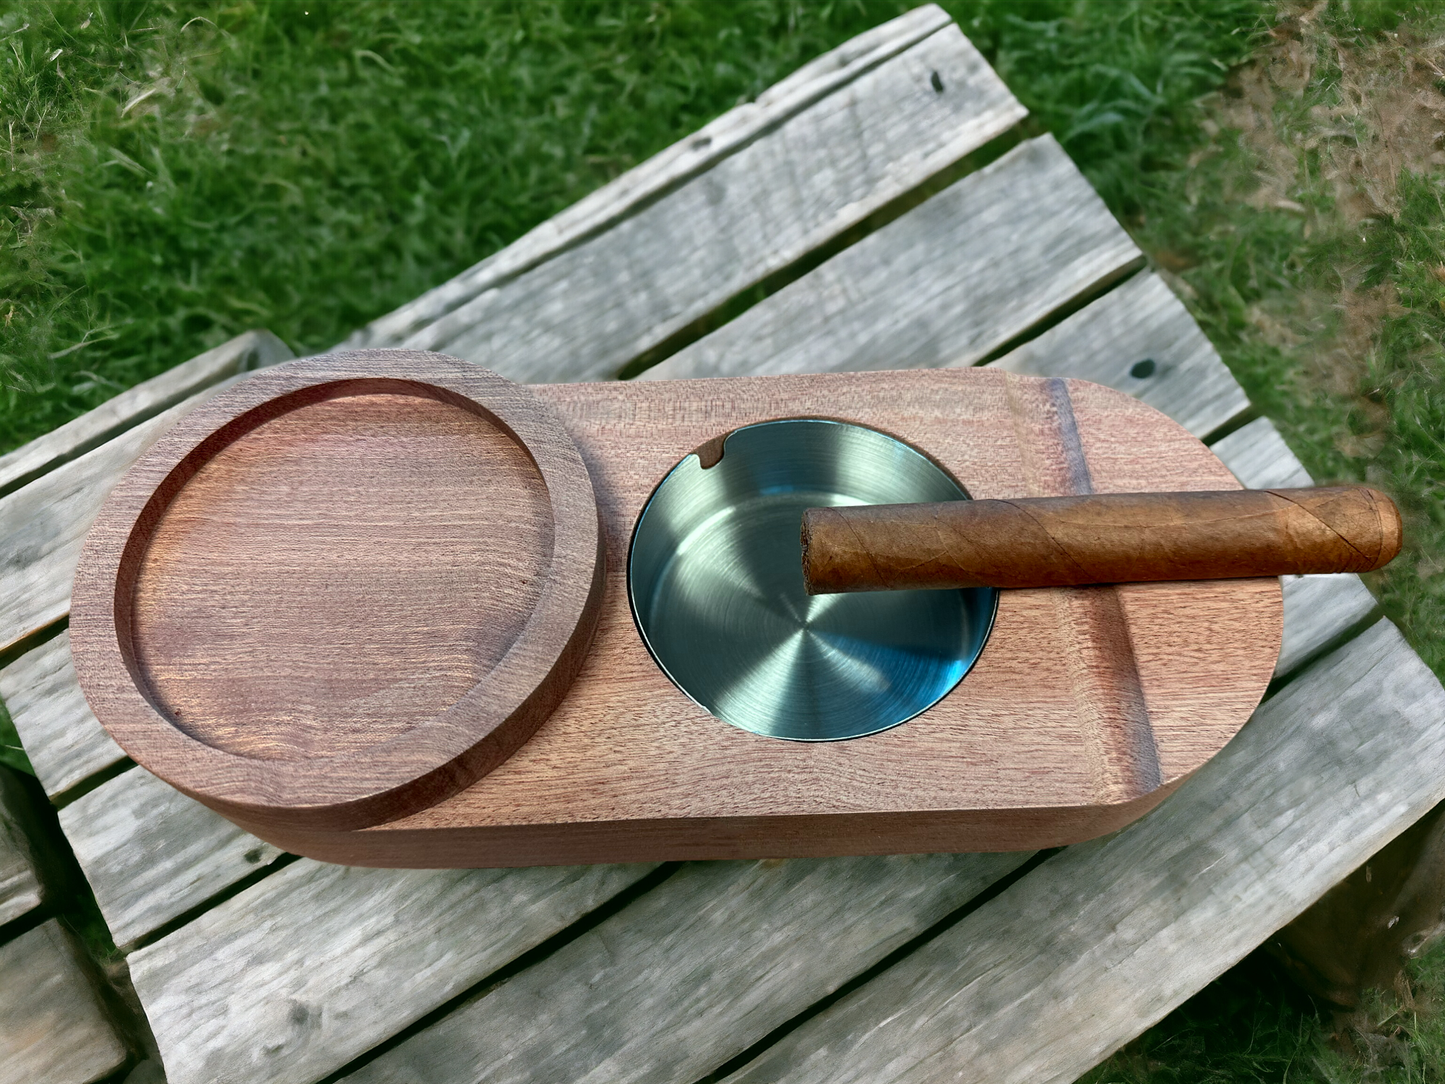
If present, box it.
[70,351,1281,867]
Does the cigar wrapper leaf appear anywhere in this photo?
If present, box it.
[800,487,1402,594]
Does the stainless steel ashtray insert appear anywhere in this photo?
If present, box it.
[628,419,997,741]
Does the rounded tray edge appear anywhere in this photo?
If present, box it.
[69,349,606,832]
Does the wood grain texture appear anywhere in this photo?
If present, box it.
[1212,416,1314,490]
[0,766,42,927]
[404,24,1024,383]
[70,352,605,832]
[641,135,1142,381]
[987,271,1249,439]
[0,920,127,1084]
[134,394,552,761]
[801,487,1403,592]
[127,859,657,1084]
[0,383,237,657]
[246,367,1281,867]
[58,766,282,949]
[343,852,1029,1084]
[0,631,125,798]
[721,621,1445,1084]
[340,6,1006,358]
[1277,573,1380,678]
[0,329,292,498]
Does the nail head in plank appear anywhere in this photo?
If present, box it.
[0,767,42,927]
[986,271,1248,439]
[0,382,246,656]
[722,620,1445,1084]
[341,5,959,350]
[0,329,293,497]
[343,852,1029,1084]
[58,766,282,949]
[0,919,127,1084]
[1210,416,1314,489]
[644,135,1141,381]
[128,859,658,1084]
[0,631,126,798]
[405,24,1025,383]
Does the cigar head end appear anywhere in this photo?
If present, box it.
[1368,487,1405,569]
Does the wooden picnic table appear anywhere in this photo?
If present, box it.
[3,7,1443,1082]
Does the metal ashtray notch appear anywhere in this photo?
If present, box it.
[628,419,997,741]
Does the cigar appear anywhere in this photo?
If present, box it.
[800,487,1402,594]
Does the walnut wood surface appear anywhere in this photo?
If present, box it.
[69,351,605,832]
[801,486,1403,593]
[242,366,1282,866]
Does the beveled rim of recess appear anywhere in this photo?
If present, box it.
[69,350,604,833]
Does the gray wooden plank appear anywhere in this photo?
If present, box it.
[643,135,1141,381]
[0,631,125,798]
[722,620,1445,1084]
[0,766,42,927]
[1277,574,1379,679]
[58,766,283,950]
[341,5,959,351]
[0,329,292,497]
[986,271,1249,439]
[1210,416,1314,489]
[128,860,658,1084]
[0,381,240,656]
[342,852,1029,1084]
[398,22,1025,383]
[0,919,128,1084]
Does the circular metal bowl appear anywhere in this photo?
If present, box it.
[628,419,997,741]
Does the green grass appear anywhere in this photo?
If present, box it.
[1084,1,1445,1078]
[1119,0,1445,678]
[7,0,1445,1080]
[1083,939,1445,1083]
[0,0,1261,452]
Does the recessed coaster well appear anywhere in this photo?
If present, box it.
[70,351,604,832]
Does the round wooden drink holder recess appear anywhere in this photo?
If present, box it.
[69,351,605,833]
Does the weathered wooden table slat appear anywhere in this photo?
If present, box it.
[343,853,1031,1084]
[404,26,1023,383]
[58,769,284,950]
[127,862,657,1084]
[0,919,128,1084]
[343,5,974,353]
[643,135,1143,382]
[1275,574,1380,677]
[0,330,291,499]
[0,769,42,927]
[985,270,1248,439]
[1210,416,1316,490]
[1,631,125,798]
[2,8,1442,1084]
[723,620,1444,1084]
